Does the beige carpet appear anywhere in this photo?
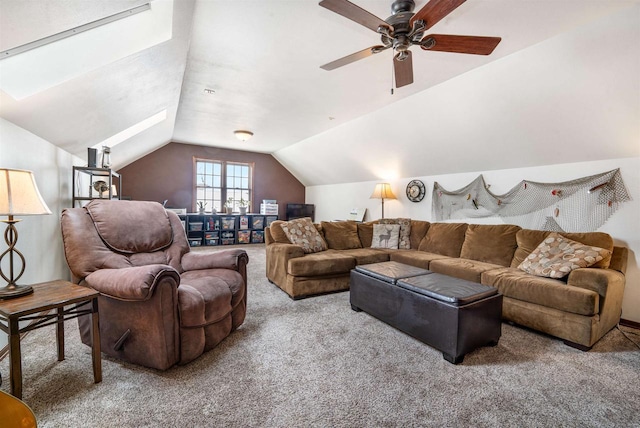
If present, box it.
[1,245,640,427]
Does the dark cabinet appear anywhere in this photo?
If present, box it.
[179,214,278,247]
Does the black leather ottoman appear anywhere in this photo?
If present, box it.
[350,261,502,364]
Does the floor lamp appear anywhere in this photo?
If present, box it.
[370,183,397,219]
[0,169,52,299]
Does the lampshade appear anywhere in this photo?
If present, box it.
[234,130,253,142]
[370,183,397,200]
[370,183,396,219]
[0,168,52,299]
[0,169,52,216]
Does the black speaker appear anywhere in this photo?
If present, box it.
[87,148,97,167]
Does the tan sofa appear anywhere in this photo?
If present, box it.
[265,219,627,350]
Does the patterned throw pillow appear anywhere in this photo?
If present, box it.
[379,218,411,249]
[280,217,327,254]
[371,224,401,249]
[517,232,611,279]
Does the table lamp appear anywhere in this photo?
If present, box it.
[370,183,396,219]
[0,169,52,299]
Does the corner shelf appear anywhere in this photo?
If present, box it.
[72,166,122,207]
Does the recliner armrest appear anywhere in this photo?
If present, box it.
[84,265,180,301]
[181,248,249,272]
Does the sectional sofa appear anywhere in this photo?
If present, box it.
[265,219,628,350]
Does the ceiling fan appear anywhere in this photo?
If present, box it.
[319,0,501,88]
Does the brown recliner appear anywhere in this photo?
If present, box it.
[60,200,248,370]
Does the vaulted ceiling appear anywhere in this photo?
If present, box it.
[1,0,638,186]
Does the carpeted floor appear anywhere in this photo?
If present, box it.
[2,245,640,427]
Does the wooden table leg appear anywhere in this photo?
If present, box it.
[57,306,65,361]
[8,316,23,400]
[91,297,102,383]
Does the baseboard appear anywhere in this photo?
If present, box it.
[620,318,640,330]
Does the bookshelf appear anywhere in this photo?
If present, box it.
[179,213,278,247]
[72,166,121,207]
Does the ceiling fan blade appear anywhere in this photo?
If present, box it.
[319,0,389,33]
[321,45,389,70]
[411,0,467,30]
[420,34,501,55]
[394,50,414,88]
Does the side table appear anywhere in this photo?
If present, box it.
[0,280,101,399]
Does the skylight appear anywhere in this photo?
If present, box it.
[0,0,173,100]
[93,109,167,150]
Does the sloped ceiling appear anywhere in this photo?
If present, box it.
[0,0,638,186]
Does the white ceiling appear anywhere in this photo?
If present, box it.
[0,0,638,185]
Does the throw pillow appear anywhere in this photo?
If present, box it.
[379,218,411,249]
[371,224,401,249]
[517,232,611,279]
[280,217,328,254]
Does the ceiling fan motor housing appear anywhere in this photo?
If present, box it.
[391,0,415,14]
[384,0,418,55]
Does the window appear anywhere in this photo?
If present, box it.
[195,159,252,212]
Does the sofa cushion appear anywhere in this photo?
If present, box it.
[321,221,362,250]
[371,224,400,249]
[460,224,521,267]
[379,218,411,249]
[429,258,504,283]
[482,267,599,316]
[517,233,611,279]
[409,220,430,249]
[511,229,613,269]
[280,217,328,254]
[287,250,355,276]
[418,223,468,257]
[339,248,390,265]
[389,250,450,270]
[357,221,377,247]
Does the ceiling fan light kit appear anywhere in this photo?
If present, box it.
[319,0,501,88]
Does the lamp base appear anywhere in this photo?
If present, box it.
[0,284,33,300]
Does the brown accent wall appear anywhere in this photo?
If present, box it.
[118,142,305,219]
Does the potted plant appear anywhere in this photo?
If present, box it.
[196,201,207,214]
[225,197,234,214]
[238,198,249,215]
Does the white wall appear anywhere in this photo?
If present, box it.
[306,157,640,323]
[0,117,82,349]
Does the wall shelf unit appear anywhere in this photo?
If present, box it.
[72,166,121,207]
[179,213,278,246]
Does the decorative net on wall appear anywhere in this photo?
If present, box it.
[432,169,631,232]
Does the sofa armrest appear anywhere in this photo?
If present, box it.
[567,268,625,299]
[265,242,304,286]
[84,265,180,301]
[181,249,249,272]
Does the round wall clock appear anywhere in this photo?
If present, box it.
[406,180,426,202]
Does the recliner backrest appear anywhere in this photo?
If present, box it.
[61,200,189,280]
